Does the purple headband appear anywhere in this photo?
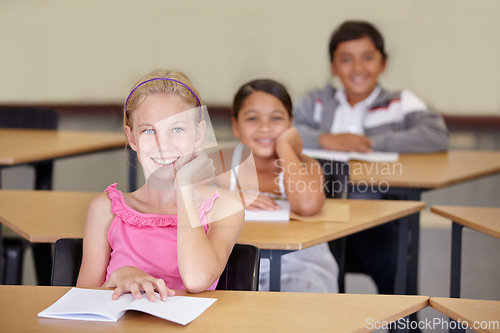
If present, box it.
[125,78,202,112]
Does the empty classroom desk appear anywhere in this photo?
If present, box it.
[430,297,500,333]
[430,205,500,298]
[349,150,500,296]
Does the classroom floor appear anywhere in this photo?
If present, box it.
[2,112,499,332]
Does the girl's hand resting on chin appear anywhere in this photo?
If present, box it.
[276,126,303,156]
[175,150,215,188]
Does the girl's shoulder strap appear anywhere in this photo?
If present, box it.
[104,183,121,204]
[104,183,127,217]
[277,171,287,199]
[103,183,177,227]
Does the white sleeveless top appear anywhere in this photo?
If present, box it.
[229,144,287,199]
[229,144,338,293]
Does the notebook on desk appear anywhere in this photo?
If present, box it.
[244,200,290,222]
[244,200,350,223]
[38,288,217,325]
[303,149,399,163]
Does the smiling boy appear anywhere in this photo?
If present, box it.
[294,20,449,153]
[293,21,449,295]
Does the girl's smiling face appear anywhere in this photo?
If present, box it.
[232,91,291,158]
[126,93,205,182]
[330,36,386,106]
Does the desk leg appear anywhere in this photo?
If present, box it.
[399,191,422,333]
[33,162,54,286]
[261,249,292,292]
[266,250,282,292]
[408,212,420,296]
[337,237,347,293]
[34,162,53,191]
[396,190,422,297]
[394,217,409,294]
[450,222,463,298]
[449,223,466,333]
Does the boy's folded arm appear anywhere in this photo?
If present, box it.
[369,111,450,153]
[294,123,324,149]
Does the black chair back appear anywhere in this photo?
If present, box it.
[0,106,58,129]
[51,238,83,286]
[216,244,260,291]
[51,239,260,291]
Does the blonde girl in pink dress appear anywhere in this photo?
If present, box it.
[77,70,244,302]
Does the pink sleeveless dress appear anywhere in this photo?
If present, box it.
[104,183,220,290]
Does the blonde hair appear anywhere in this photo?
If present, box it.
[123,70,203,129]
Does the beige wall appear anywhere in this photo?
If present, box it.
[1,0,499,115]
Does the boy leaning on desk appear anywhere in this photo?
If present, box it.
[293,20,449,295]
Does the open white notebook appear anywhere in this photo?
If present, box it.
[243,199,349,223]
[38,288,217,325]
[303,148,399,163]
[244,200,290,222]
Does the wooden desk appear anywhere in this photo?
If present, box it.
[0,128,137,192]
[430,205,500,298]
[430,297,500,333]
[0,128,127,166]
[239,199,425,251]
[350,150,500,189]
[239,199,425,292]
[0,190,96,242]
[348,150,500,297]
[0,191,425,292]
[0,128,128,284]
[0,285,429,332]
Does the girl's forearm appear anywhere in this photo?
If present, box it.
[175,187,224,292]
[276,144,325,215]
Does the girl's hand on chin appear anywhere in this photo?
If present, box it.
[103,266,175,302]
[175,150,215,188]
[276,127,303,156]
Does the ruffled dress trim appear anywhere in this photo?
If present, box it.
[105,183,219,228]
